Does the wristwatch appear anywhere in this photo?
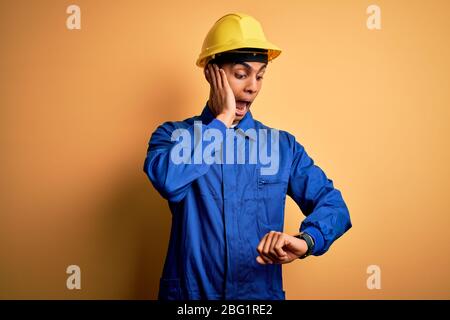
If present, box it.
[294,232,315,259]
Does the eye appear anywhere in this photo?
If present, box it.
[257,75,264,81]
[235,73,247,79]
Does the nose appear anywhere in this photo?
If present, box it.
[244,77,258,94]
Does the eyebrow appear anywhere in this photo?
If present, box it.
[233,62,267,73]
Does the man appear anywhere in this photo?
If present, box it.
[143,13,352,300]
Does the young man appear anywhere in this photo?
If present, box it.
[143,13,352,300]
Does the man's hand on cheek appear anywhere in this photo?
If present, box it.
[256,231,308,265]
[204,63,236,127]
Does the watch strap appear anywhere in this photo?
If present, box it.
[294,232,315,259]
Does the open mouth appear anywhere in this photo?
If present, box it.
[235,100,250,117]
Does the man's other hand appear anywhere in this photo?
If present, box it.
[256,231,308,264]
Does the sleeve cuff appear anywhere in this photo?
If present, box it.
[300,226,325,256]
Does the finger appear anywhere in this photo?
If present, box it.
[256,233,268,255]
[273,234,288,258]
[213,64,222,90]
[256,255,267,265]
[204,67,211,84]
[269,232,282,261]
[219,68,229,89]
[263,231,276,264]
[257,233,274,264]
[257,233,270,263]
[209,64,218,90]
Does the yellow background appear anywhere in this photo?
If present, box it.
[1,0,449,299]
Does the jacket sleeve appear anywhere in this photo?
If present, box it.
[287,138,352,256]
[143,118,227,203]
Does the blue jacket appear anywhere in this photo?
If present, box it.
[143,103,352,300]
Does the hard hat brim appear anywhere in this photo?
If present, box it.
[196,39,282,68]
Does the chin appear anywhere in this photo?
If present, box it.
[235,109,248,120]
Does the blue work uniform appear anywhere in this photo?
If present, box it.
[143,103,352,300]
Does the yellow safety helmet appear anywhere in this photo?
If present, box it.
[196,13,282,68]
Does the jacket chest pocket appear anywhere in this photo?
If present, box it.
[256,171,288,230]
[257,174,288,197]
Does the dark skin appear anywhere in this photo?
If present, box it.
[204,62,309,264]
